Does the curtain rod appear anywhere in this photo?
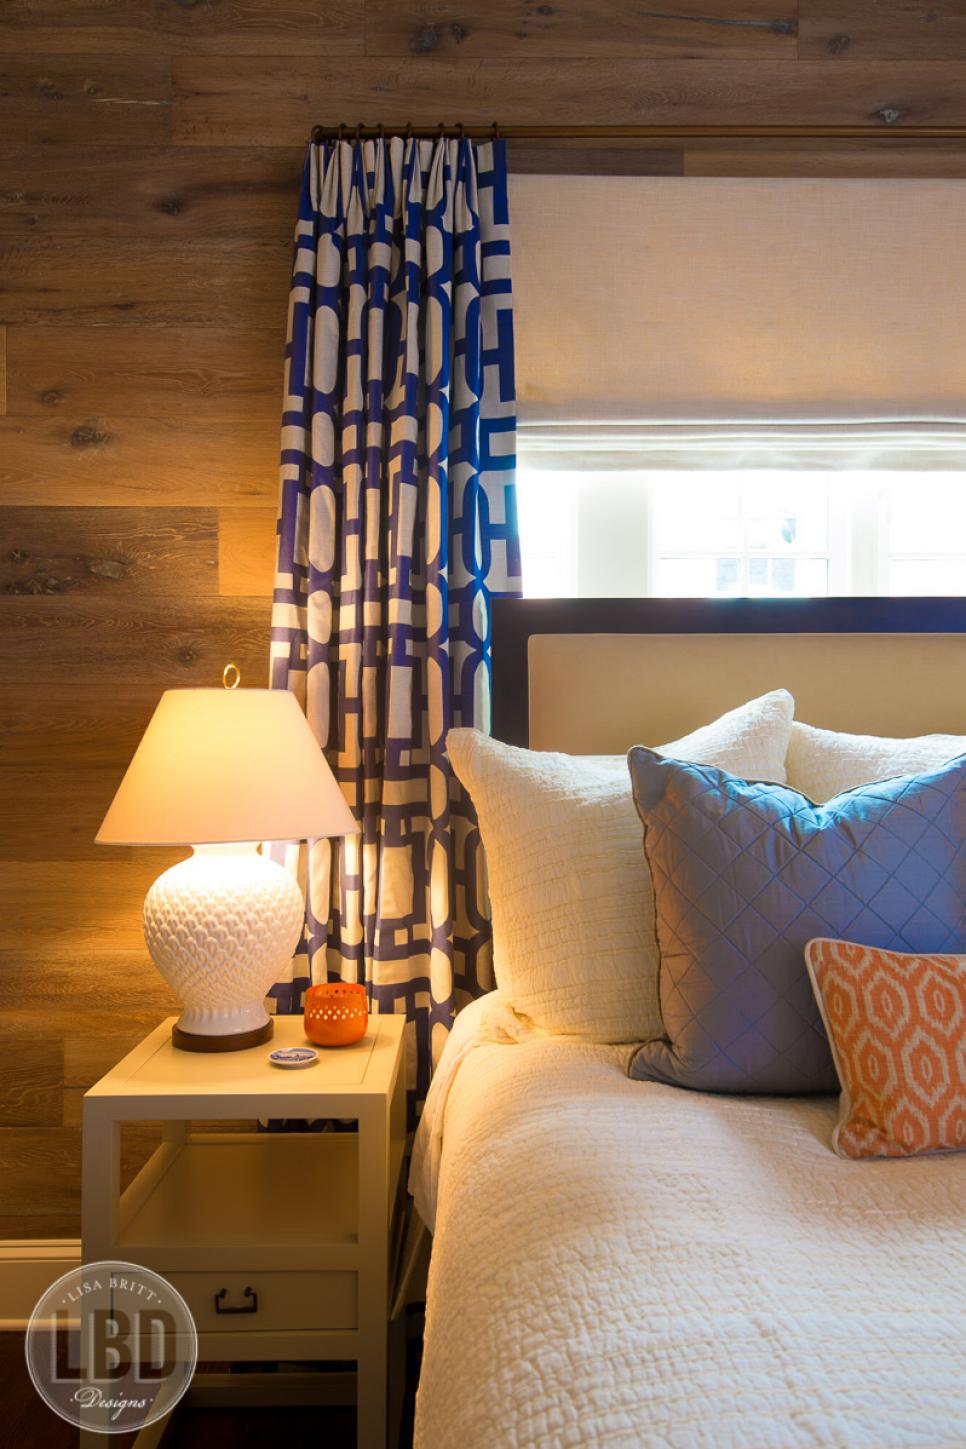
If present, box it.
[311,122,966,143]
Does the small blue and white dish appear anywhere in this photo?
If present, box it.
[268,1046,319,1069]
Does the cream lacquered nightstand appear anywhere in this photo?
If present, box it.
[82,1013,407,1449]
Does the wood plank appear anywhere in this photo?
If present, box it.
[0,1125,162,1220]
[1,763,248,863]
[799,0,966,60]
[0,1010,165,1091]
[0,994,174,1142]
[0,860,180,951]
[0,0,363,55]
[0,1212,80,1237]
[684,140,966,175]
[0,949,177,1016]
[219,508,278,598]
[62,1091,94,1130]
[0,141,676,243]
[0,507,218,597]
[172,57,966,145]
[0,327,6,416]
[366,0,797,58]
[0,417,278,506]
[0,56,170,146]
[0,1037,62,1129]
[0,767,179,861]
[0,686,164,767]
[0,594,273,686]
[0,236,291,326]
[64,1026,170,1091]
[508,143,683,175]
[0,1129,81,1217]
[7,328,284,421]
[0,146,301,241]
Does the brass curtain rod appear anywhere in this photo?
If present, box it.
[311,122,966,143]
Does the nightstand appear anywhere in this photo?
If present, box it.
[82,1013,407,1449]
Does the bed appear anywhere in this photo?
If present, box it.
[411,599,966,1449]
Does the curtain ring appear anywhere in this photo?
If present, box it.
[457,121,465,140]
[491,121,501,141]
[437,121,446,139]
[355,122,363,142]
[376,122,384,140]
[405,121,413,140]
[337,122,346,141]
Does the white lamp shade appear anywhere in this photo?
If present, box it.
[96,688,357,846]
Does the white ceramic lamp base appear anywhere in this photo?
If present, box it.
[143,843,305,1052]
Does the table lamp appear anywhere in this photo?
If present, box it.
[96,670,356,1052]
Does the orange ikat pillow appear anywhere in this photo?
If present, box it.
[805,938,966,1160]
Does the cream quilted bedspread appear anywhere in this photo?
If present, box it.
[412,997,966,1449]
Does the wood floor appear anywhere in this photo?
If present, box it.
[0,1331,419,1448]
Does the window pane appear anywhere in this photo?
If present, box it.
[748,557,829,596]
[889,558,966,595]
[652,470,834,598]
[518,471,577,598]
[521,556,575,598]
[654,477,741,553]
[657,554,830,598]
[888,476,966,554]
[515,460,962,602]
[656,557,742,596]
[742,475,829,553]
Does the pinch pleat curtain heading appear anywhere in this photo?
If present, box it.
[269,135,519,1116]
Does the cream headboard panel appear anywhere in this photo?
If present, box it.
[528,632,966,754]
[490,599,966,754]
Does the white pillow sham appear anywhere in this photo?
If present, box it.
[447,689,794,1044]
[786,720,966,802]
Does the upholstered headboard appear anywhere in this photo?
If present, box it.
[491,598,966,753]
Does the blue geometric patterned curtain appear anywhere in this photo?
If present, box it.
[269,135,519,1117]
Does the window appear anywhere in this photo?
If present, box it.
[516,468,966,599]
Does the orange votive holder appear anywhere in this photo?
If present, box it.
[304,981,369,1048]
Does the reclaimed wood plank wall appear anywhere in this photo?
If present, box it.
[1,0,965,1238]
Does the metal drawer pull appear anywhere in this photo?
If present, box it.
[214,1286,258,1315]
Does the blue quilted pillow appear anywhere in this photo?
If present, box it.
[628,750,966,1094]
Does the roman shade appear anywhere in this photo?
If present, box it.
[509,176,966,464]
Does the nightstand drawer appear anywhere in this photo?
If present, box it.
[167,1270,357,1333]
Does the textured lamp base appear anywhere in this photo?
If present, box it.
[143,843,305,1057]
[172,1020,274,1053]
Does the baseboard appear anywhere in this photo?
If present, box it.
[0,1239,81,1328]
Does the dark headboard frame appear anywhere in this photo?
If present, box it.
[491,596,966,747]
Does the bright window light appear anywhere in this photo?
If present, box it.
[516,467,966,599]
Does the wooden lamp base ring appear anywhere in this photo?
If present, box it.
[172,1020,274,1053]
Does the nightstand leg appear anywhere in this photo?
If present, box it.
[81,1107,120,1262]
[388,1307,406,1445]
[357,1101,390,1449]
[79,1112,120,1449]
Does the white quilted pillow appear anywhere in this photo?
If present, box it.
[787,720,966,802]
[447,689,794,1043]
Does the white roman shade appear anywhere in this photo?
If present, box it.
[509,175,966,465]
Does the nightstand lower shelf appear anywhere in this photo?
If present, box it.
[119,1132,362,1267]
